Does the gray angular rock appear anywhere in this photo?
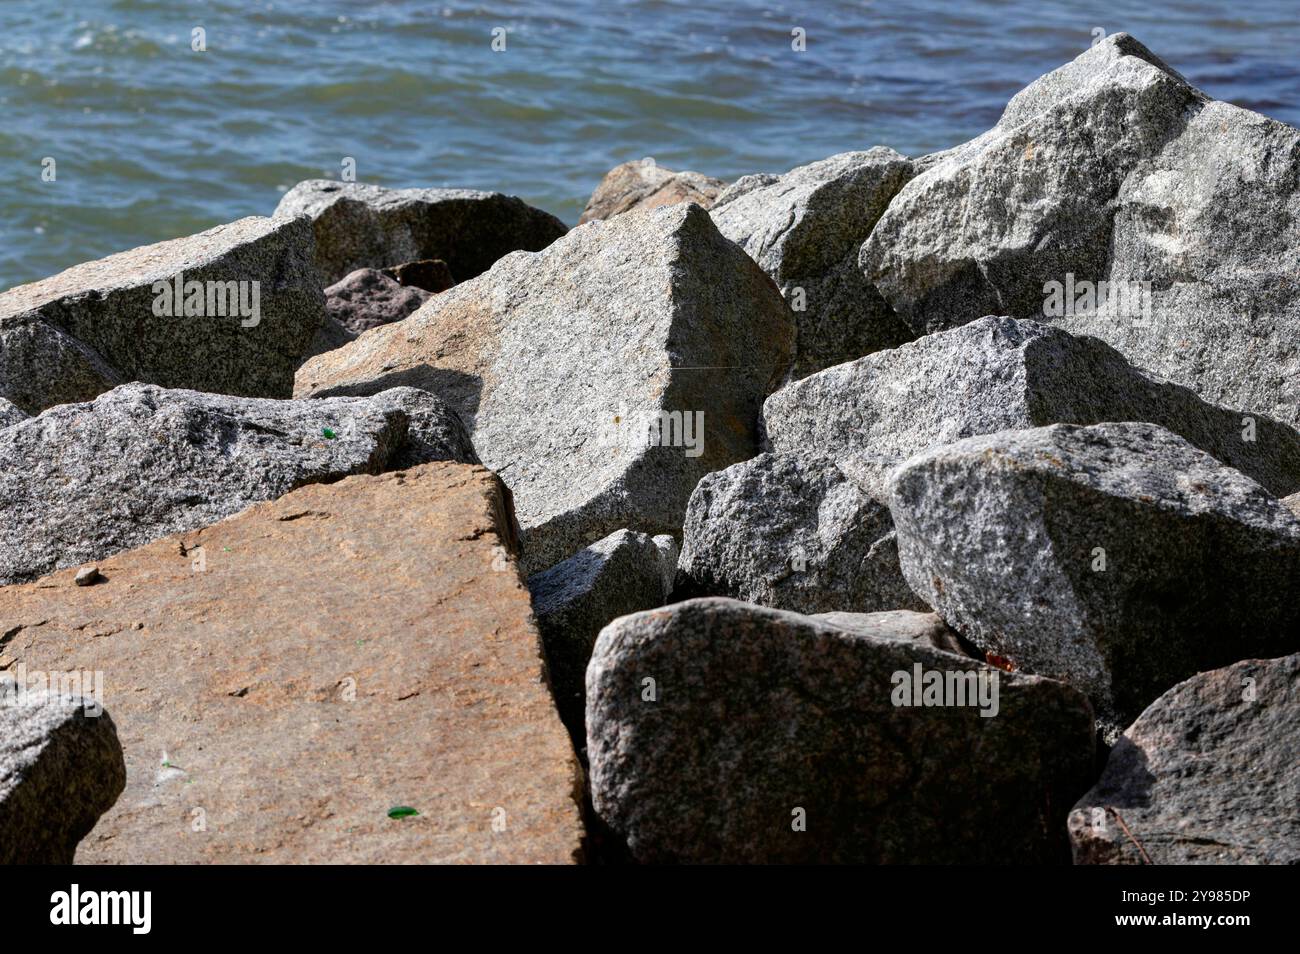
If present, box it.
[649,534,678,597]
[325,267,432,336]
[1062,100,1300,426]
[862,35,1198,335]
[860,33,1300,424]
[1069,653,1300,864]
[888,421,1300,734]
[587,597,1095,863]
[274,180,568,286]
[297,203,795,574]
[1285,492,1300,519]
[674,453,926,614]
[528,529,671,741]
[0,687,126,864]
[0,217,324,413]
[578,159,725,225]
[0,397,27,429]
[711,149,916,376]
[0,382,476,586]
[764,316,1300,498]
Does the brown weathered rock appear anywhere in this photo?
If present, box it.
[1284,492,1300,519]
[324,268,431,336]
[0,463,584,864]
[578,159,725,224]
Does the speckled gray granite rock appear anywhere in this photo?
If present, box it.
[587,597,1095,864]
[1062,101,1300,426]
[860,33,1299,424]
[0,217,324,414]
[297,203,795,574]
[1285,492,1300,519]
[0,382,477,586]
[528,529,672,741]
[0,314,123,415]
[674,453,925,614]
[325,267,432,336]
[888,421,1300,736]
[0,398,27,429]
[764,316,1300,497]
[712,149,916,376]
[0,687,126,864]
[862,34,1197,335]
[579,159,725,224]
[1068,653,1300,864]
[811,610,974,657]
[274,180,567,285]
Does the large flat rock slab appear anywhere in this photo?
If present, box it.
[0,463,584,864]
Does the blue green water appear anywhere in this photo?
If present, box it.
[1,0,1297,288]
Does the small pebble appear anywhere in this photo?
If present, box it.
[74,566,103,587]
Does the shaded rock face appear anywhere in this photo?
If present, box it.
[0,463,585,864]
[711,149,917,376]
[0,398,27,429]
[1069,654,1300,865]
[301,313,357,365]
[527,529,673,743]
[674,453,926,615]
[0,216,324,414]
[297,203,795,574]
[578,160,725,224]
[0,689,127,864]
[764,316,1300,498]
[888,421,1300,735]
[0,314,122,415]
[274,180,568,286]
[587,598,1095,864]
[381,259,455,293]
[325,268,432,336]
[860,33,1299,424]
[0,383,476,586]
